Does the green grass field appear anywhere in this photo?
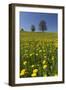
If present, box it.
[20,31,58,78]
[20,32,58,41]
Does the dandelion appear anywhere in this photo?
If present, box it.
[44,55,47,59]
[20,40,58,77]
[43,50,45,52]
[31,73,37,77]
[30,53,33,57]
[36,53,38,56]
[42,60,46,64]
[31,65,35,68]
[20,69,26,76]
[43,64,47,69]
[52,56,54,60]
[39,50,42,53]
[23,61,27,65]
[33,69,38,73]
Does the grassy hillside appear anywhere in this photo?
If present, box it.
[20,31,57,40]
[20,32,58,46]
[20,31,58,78]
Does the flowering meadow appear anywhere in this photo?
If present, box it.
[20,32,58,78]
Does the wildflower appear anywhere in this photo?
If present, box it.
[36,53,38,56]
[30,53,33,57]
[43,64,47,69]
[31,65,35,68]
[42,60,46,64]
[44,55,46,58]
[39,50,42,53]
[20,69,26,76]
[33,69,38,73]
[52,56,54,60]
[43,50,45,52]
[31,73,37,77]
[23,61,27,65]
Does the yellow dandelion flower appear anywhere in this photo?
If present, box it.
[21,69,26,73]
[52,56,54,60]
[42,60,46,64]
[43,64,47,69]
[30,53,33,57]
[33,69,38,73]
[20,69,26,76]
[39,50,42,53]
[44,56,46,58]
[31,73,37,77]
[31,65,35,68]
[23,61,27,65]
[43,50,45,52]
[36,53,38,56]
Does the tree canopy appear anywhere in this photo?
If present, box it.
[31,25,35,32]
[20,28,24,32]
[39,20,47,32]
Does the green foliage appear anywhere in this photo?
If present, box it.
[20,28,24,32]
[31,25,35,32]
[39,20,47,32]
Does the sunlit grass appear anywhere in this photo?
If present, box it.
[20,32,58,78]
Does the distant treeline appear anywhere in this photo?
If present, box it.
[20,20,47,32]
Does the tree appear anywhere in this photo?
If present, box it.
[20,28,24,32]
[39,20,47,32]
[31,25,35,32]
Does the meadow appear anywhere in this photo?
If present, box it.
[20,32,58,78]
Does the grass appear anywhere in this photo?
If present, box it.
[20,31,58,78]
[20,32,58,41]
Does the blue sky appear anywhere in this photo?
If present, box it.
[20,12,58,32]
